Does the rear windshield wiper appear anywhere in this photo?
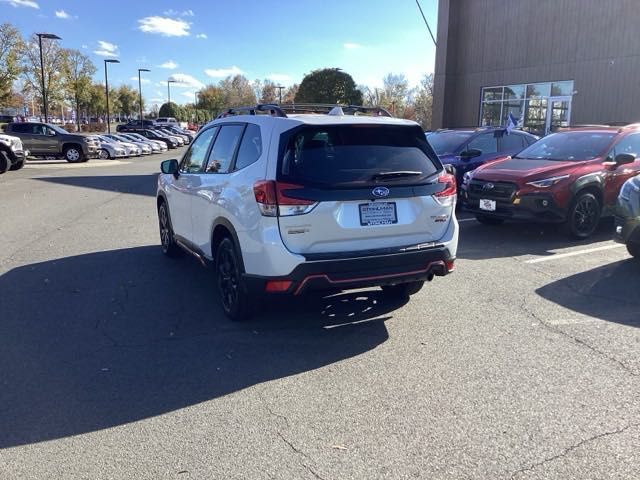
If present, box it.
[372,171,423,180]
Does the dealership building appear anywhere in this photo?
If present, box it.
[432,0,640,135]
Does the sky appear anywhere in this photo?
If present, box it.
[1,0,439,105]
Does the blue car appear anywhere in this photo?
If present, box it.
[426,127,538,188]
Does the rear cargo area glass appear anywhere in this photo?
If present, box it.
[279,125,440,187]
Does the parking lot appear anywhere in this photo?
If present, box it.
[1,152,638,479]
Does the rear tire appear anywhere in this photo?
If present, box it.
[381,281,424,298]
[9,158,24,171]
[627,242,640,259]
[565,192,601,239]
[215,237,252,321]
[475,214,504,225]
[64,145,84,163]
[99,148,110,159]
[0,151,10,174]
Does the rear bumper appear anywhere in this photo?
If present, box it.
[614,215,640,245]
[243,245,454,296]
[463,192,567,222]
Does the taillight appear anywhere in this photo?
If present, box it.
[433,173,457,206]
[253,181,318,217]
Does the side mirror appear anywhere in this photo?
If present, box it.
[604,153,636,170]
[459,148,482,161]
[161,159,179,177]
[47,130,56,136]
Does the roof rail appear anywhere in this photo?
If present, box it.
[216,104,287,119]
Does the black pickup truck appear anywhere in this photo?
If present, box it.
[4,122,99,162]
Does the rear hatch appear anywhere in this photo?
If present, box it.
[271,123,455,255]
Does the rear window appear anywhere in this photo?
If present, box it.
[516,131,617,161]
[427,131,473,156]
[279,125,440,187]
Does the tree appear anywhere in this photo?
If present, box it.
[21,33,66,116]
[61,49,96,130]
[413,73,434,129]
[0,23,23,108]
[86,82,105,119]
[116,85,138,119]
[381,73,409,115]
[159,101,180,118]
[295,68,363,105]
[282,84,298,104]
[259,80,278,104]
[219,74,257,108]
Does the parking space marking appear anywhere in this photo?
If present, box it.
[25,160,131,169]
[457,218,476,223]
[525,244,625,264]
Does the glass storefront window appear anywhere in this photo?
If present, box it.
[482,87,503,102]
[480,102,502,126]
[526,83,551,99]
[504,85,525,100]
[551,81,574,96]
[502,101,525,126]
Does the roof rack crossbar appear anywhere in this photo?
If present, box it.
[216,104,287,119]
[216,103,394,119]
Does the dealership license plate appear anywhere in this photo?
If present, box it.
[359,202,397,226]
[479,199,496,211]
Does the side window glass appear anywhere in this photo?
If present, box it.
[179,127,217,173]
[234,124,262,170]
[501,133,526,152]
[613,134,640,160]
[205,124,245,173]
[467,133,498,154]
[33,124,46,135]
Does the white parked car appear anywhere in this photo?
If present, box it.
[100,135,141,157]
[91,135,127,159]
[156,104,459,320]
[0,133,27,173]
[108,133,152,155]
[122,132,167,152]
[155,117,179,127]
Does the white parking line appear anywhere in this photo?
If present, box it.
[25,160,131,169]
[525,244,625,264]
[458,218,476,223]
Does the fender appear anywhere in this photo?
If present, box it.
[211,217,245,270]
[570,172,605,195]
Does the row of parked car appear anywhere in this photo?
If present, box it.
[0,120,194,174]
[426,124,640,257]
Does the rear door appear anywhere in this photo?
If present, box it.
[276,124,451,255]
[9,123,37,152]
[604,133,640,206]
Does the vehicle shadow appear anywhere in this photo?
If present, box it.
[535,259,640,327]
[0,246,402,448]
[35,174,158,197]
[457,217,615,260]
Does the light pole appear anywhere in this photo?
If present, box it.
[103,59,119,133]
[167,79,177,104]
[194,90,199,125]
[36,33,61,123]
[276,85,285,104]
[138,68,150,124]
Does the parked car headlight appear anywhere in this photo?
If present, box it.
[526,175,570,188]
[463,170,474,185]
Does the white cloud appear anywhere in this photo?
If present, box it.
[159,60,178,69]
[55,9,70,19]
[344,42,362,49]
[266,73,291,83]
[182,91,196,98]
[196,33,207,39]
[94,40,119,57]
[163,9,194,17]
[205,66,244,78]
[138,16,190,37]
[1,0,39,8]
[130,76,150,84]
[81,44,88,49]
[168,73,204,89]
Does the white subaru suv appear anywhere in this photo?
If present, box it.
[157,104,458,320]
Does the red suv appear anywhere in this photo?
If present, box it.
[462,126,640,238]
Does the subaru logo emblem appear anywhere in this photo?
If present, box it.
[372,186,390,197]
[482,183,495,191]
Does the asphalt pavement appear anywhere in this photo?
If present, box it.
[0,152,638,480]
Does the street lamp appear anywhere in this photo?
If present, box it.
[194,90,200,125]
[36,33,61,123]
[276,85,285,105]
[138,68,150,124]
[167,79,177,104]
[103,59,119,133]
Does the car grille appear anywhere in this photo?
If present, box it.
[468,180,517,201]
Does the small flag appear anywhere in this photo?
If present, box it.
[506,112,517,134]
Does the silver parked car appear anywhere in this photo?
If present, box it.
[108,133,152,155]
[100,135,141,157]
[91,135,127,159]
[123,132,167,152]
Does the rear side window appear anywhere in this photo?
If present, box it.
[467,133,498,154]
[235,124,262,170]
[278,125,440,187]
[10,124,31,134]
[501,133,527,151]
[205,124,244,173]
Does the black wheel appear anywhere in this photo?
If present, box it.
[64,145,84,163]
[158,202,182,258]
[627,242,640,259]
[0,151,10,174]
[475,214,505,225]
[566,192,601,239]
[381,281,424,298]
[98,148,110,159]
[215,237,251,321]
[9,158,24,171]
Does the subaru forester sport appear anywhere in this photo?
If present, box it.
[157,105,458,320]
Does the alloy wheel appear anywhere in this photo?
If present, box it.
[573,196,599,236]
[217,245,239,313]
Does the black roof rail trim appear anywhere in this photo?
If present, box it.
[215,103,393,119]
